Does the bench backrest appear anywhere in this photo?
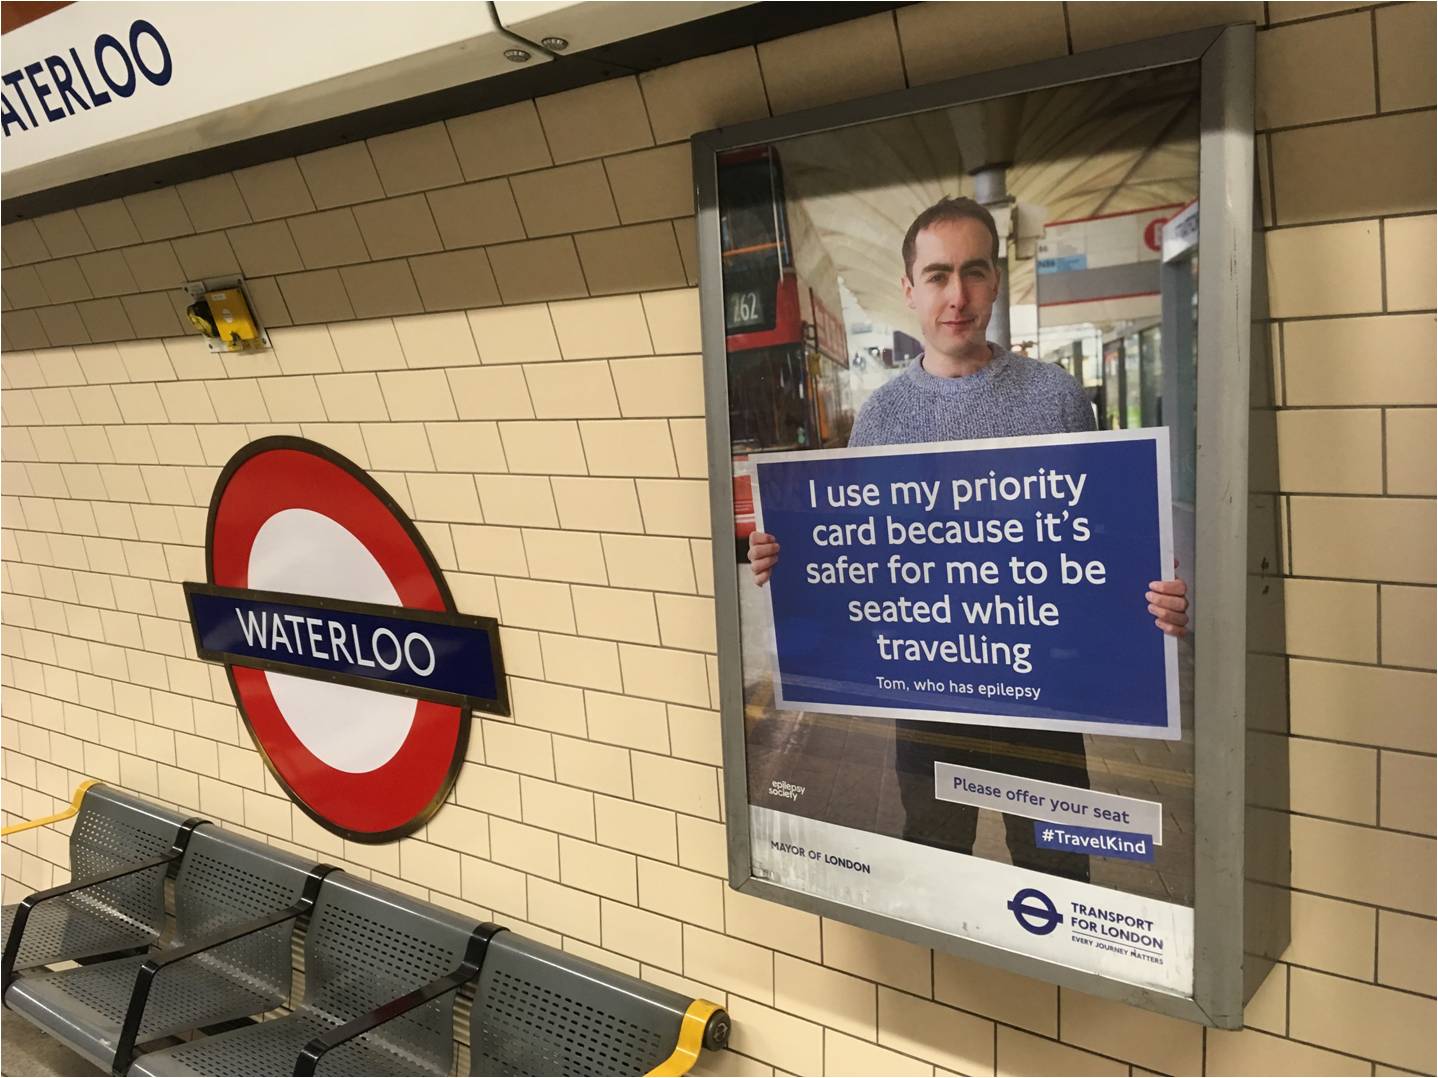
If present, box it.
[299,874,479,1065]
[469,933,689,1076]
[67,785,195,932]
[169,824,323,996]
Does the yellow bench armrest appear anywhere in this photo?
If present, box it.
[1,780,99,837]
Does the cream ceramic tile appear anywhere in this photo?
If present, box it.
[170,231,241,280]
[823,919,931,997]
[488,236,589,305]
[897,2,1069,85]
[759,13,905,115]
[77,251,138,298]
[1273,113,1436,225]
[226,221,305,278]
[602,900,682,972]
[38,305,92,347]
[583,691,668,753]
[352,195,442,260]
[358,422,434,471]
[602,534,695,594]
[499,421,587,475]
[994,1027,1121,1078]
[268,324,339,375]
[1380,584,1436,669]
[175,174,251,233]
[1266,220,1382,318]
[934,949,1056,1035]
[604,144,693,226]
[490,817,560,878]
[1256,12,1376,130]
[408,473,483,523]
[425,421,507,473]
[376,368,457,421]
[511,678,586,737]
[390,310,479,369]
[425,178,526,250]
[233,159,314,221]
[619,645,708,709]
[524,360,620,419]
[36,259,91,304]
[122,188,194,241]
[446,101,553,182]
[76,201,142,251]
[496,576,575,634]
[726,996,823,1077]
[639,49,769,145]
[276,269,355,324]
[409,248,502,312]
[448,366,533,419]
[556,739,634,799]
[527,876,600,941]
[538,633,620,690]
[654,593,716,653]
[4,265,50,308]
[1386,408,1436,495]
[329,318,406,371]
[551,477,645,534]
[296,141,386,209]
[367,123,462,196]
[452,524,527,576]
[774,954,876,1040]
[467,304,561,364]
[1283,314,1436,406]
[666,704,719,765]
[1377,3,1437,111]
[1289,813,1434,914]
[559,835,637,904]
[33,211,93,258]
[287,208,370,268]
[683,924,772,1001]
[1290,967,1436,1072]
[537,77,652,164]
[1384,214,1435,312]
[1380,750,1436,834]
[575,223,686,296]
[550,294,652,359]
[473,474,558,527]
[636,857,723,931]
[483,718,555,781]
[580,420,677,477]
[610,355,704,419]
[2,220,52,264]
[238,277,290,329]
[1067,2,1263,52]
[1283,578,1378,662]
[1378,909,1436,994]
[510,161,620,238]
[77,300,133,343]
[1210,1023,1368,1075]
[1290,495,1435,583]
[640,289,700,354]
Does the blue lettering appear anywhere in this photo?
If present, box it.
[69,46,110,106]
[46,55,89,115]
[93,34,136,98]
[24,61,64,122]
[1,70,37,126]
[0,90,26,135]
[129,20,172,86]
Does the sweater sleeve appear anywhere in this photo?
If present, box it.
[1063,378,1099,433]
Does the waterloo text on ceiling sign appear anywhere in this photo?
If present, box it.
[184,438,508,843]
[1,19,172,136]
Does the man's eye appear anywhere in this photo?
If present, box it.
[927,275,945,284]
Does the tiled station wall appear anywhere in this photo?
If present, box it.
[1,3,1434,1074]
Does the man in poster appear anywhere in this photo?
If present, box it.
[749,196,1189,881]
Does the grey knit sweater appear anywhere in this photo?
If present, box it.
[848,349,1097,447]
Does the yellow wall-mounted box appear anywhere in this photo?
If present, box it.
[203,287,261,350]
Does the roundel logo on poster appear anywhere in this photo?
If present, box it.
[184,438,508,841]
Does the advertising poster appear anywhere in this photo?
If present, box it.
[717,63,1202,996]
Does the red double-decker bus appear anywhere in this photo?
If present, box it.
[720,146,851,558]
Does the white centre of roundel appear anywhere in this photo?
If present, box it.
[247,508,416,774]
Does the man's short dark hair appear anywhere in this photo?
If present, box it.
[901,196,1001,279]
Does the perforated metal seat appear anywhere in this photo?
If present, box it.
[4,826,329,1073]
[469,934,719,1076]
[129,873,482,1077]
[1,786,198,978]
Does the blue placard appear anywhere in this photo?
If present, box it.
[185,585,501,708]
[752,429,1178,739]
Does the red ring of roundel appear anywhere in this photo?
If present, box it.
[209,444,464,838]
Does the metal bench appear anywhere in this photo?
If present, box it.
[467,932,729,1076]
[4,823,334,1075]
[129,872,486,1077]
[2,785,205,988]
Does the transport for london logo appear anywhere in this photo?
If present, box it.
[184,438,508,842]
[1008,887,1064,935]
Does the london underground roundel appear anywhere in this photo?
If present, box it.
[184,438,508,842]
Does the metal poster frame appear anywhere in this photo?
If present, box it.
[695,24,1259,1025]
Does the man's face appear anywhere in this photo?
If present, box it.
[902,217,999,361]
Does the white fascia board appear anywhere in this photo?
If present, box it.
[1,2,546,197]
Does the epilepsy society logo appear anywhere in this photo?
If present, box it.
[185,438,508,841]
